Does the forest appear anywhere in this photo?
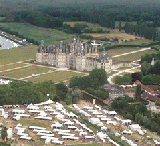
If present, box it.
[0,0,160,42]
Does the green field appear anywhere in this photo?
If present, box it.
[0,23,75,46]
[115,21,137,28]
[1,65,53,79]
[105,47,141,56]
[64,21,110,32]
[0,63,25,71]
[0,45,37,65]
[114,49,155,61]
[29,71,85,83]
[121,39,152,45]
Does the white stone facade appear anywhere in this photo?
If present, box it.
[36,39,132,72]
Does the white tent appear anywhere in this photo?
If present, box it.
[4,113,8,119]
[52,140,64,145]
[64,121,74,126]
[83,106,93,110]
[101,126,107,131]
[128,124,141,131]
[27,105,39,110]
[14,114,30,118]
[55,114,64,120]
[108,111,117,116]
[45,138,51,144]
[97,132,107,139]
[0,108,5,116]
[38,112,47,117]
[13,116,20,121]
[7,128,12,138]
[51,122,63,128]
[37,133,54,137]
[107,121,117,125]
[20,136,32,140]
[35,116,52,120]
[29,126,46,130]
[12,109,25,114]
[62,136,79,140]
[122,130,133,135]
[121,119,132,125]
[53,129,70,133]
[89,118,100,124]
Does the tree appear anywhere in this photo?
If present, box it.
[56,83,68,101]
[119,21,121,31]
[135,84,141,99]
[65,93,72,105]
[1,127,7,141]
[125,113,134,120]
[141,61,151,76]
[89,68,107,89]
[71,90,81,104]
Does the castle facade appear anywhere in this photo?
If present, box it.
[36,39,132,72]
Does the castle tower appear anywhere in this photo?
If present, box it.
[103,47,105,56]
[59,41,63,53]
[41,40,44,47]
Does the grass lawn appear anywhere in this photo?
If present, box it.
[29,70,85,83]
[0,63,25,71]
[64,21,110,32]
[64,21,136,40]
[107,71,119,77]
[129,68,141,72]
[0,23,75,46]
[0,45,37,65]
[114,49,156,61]
[1,65,52,79]
[105,47,141,56]
[115,21,137,28]
[84,32,136,40]
[121,39,152,45]
[116,67,132,71]
[19,118,52,128]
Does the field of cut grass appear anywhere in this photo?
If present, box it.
[121,39,152,45]
[116,67,132,71]
[1,65,52,79]
[64,21,110,32]
[84,32,136,40]
[105,47,141,56]
[114,49,156,61]
[0,45,37,65]
[64,21,136,40]
[115,21,137,28]
[0,63,25,71]
[29,70,85,83]
[0,23,75,46]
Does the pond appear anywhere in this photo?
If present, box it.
[0,36,21,50]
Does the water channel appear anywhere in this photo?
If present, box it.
[0,36,21,83]
[0,36,21,50]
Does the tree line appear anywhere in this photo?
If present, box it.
[69,68,109,100]
[111,95,160,135]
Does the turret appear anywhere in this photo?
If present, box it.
[103,47,105,56]
[41,40,44,47]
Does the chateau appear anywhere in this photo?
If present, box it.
[36,38,132,72]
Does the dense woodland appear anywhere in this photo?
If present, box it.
[0,0,159,41]
[111,95,160,135]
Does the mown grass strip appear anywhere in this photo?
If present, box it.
[64,105,101,132]
[108,134,130,146]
